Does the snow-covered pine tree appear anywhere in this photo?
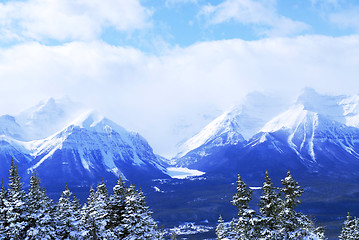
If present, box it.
[25,171,56,240]
[230,174,259,239]
[280,170,325,239]
[56,184,81,239]
[216,171,325,239]
[108,176,127,238]
[281,170,303,211]
[215,215,227,239]
[80,182,113,239]
[80,184,97,239]
[259,170,283,238]
[231,174,252,216]
[93,180,112,238]
[121,184,162,239]
[339,212,359,240]
[0,180,8,238]
[280,170,304,235]
[3,159,28,239]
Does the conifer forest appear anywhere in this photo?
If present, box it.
[0,160,358,239]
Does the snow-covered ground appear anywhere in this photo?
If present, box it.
[164,222,213,236]
[166,167,205,179]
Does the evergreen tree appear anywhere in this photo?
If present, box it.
[0,180,8,238]
[216,171,326,240]
[339,212,359,240]
[279,170,324,239]
[215,215,227,240]
[230,174,259,239]
[281,170,303,211]
[280,170,304,234]
[3,159,28,239]
[56,184,80,239]
[231,174,252,216]
[81,182,112,239]
[121,184,162,239]
[80,184,96,239]
[25,171,56,240]
[259,170,283,238]
[93,180,112,238]
[108,176,127,238]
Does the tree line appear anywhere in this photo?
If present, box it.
[1,158,358,239]
[0,159,163,239]
[215,170,358,240]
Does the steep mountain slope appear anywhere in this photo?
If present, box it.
[174,92,288,169]
[0,135,31,181]
[174,88,359,180]
[27,111,168,187]
[0,99,169,190]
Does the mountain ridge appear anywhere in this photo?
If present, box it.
[0,98,170,190]
[173,88,359,179]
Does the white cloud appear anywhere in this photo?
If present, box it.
[329,7,359,31]
[0,0,152,42]
[1,36,359,156]
[199,0,309,37]
[310,1,359,33]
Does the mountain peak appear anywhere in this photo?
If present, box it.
[175,108,246,158]
[16,97,87,140]
[260,104,317,133]
[72,110,103,128]
[295,88,346,123]
[69,110,129,136]
[174,92,289,159]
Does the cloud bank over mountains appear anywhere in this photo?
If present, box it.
[1,0,359,155]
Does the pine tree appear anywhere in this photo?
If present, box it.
[230,174,259,239]
[231,174,252,216]
[215,215,227,239]
[339,212,359,240]
[281,170,303,211]
[259,170,283,238]
[3,159,28,239]
[0,180,8,238]
[93,180,112,238]
[279,170,304,235]
[70,194,82,239]
[80,184,96,239]
[25,171,56,240]
[108,176,127,238]
[216,171,326,240]
[279,170,324,239]
[80,184,97,239]
[56,184,80,239]
[121,184,162,239]
[80,182,112,239]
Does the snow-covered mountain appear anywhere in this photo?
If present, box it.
[0,115,25,140]
[0,98,169,189]
[176,92,287,158]
[16,97,85,141]
[174,88,359,180]
[174,92,288,168]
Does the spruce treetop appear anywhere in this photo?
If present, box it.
[231,174,252,215]
[281,170,303,210]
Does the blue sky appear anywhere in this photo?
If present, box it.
[1,0,359,156]
[1,0,359,50]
